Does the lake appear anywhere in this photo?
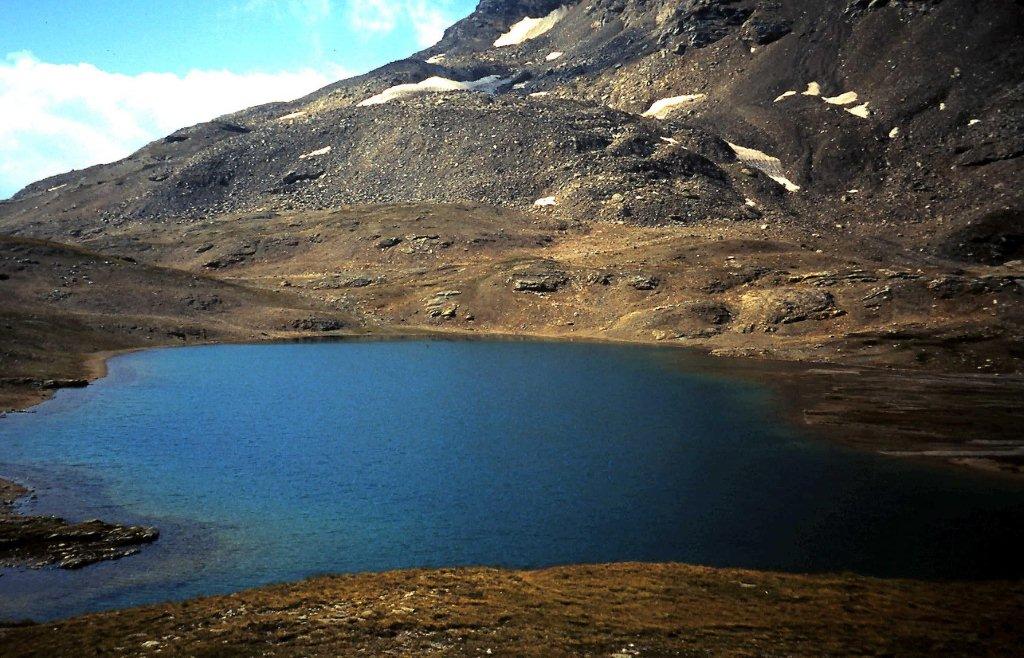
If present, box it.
[2,339,1022,620]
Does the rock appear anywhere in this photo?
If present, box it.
[862,286,893,308]
[510,271,569,292]
[38,378,88,389]
[743,18,792,45]
[742,289,846,329]
[629,275,659,290]
[290,317,347,332]
[0,512,159,571]
[927,275,989,299]
[428,304,458,318]
[690,302,733,325]
[281,169,324,186]
[376,237,403,249]
[772,291,844,325]
[203,244,257,269]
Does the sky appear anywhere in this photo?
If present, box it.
[0,0,477,198]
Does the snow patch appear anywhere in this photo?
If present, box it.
[888,126,899,138]
[494,6,568,47]
[47,183,66,192]
[278,111,307,121]
[425,54,447,64]
[299,146,331,159]
[845,102,871,118]
[545,51,564,61]
[727,142,801,192]
[776,86,874,120]
[660,136,679,145]
[641,94,707,119]
[529,91,551,98]
[534,196,557,207]
[357,75,510,106]
[823,91,858,105]
[968,118,981,126]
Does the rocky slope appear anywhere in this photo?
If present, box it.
[4,0,1021,248]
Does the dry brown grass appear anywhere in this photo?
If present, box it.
[2,563,1021,656]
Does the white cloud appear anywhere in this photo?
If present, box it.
[0,51,348,198]
[347,0,460,48]
[348,0,399,33]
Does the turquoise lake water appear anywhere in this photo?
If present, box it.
[1,340,1022,620]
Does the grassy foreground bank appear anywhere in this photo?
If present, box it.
[2,562,1022,656]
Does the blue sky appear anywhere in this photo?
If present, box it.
[0,0,477,198]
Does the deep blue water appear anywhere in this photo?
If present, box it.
[1,340,1022,621]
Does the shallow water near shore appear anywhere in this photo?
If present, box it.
[2,339,1023,621]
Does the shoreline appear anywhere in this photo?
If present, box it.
[0,331,1019,650]
[2,327,1021,557]
[2,334,1023,583]
[5,326,1023,474]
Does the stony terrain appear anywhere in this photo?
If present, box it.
[0,234,362,411]
[0,0,1023,650]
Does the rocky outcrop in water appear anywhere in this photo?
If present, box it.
[0,479,159,570]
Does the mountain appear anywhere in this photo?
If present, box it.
[5,0,1022,232]
[2,0,1023,413]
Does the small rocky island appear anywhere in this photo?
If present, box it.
[0,478,158,570]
